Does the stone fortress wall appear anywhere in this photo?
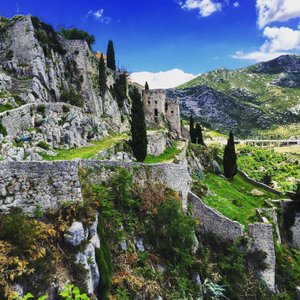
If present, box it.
[0,160,192,214]
[189,191,276,291]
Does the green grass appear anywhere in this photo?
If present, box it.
[144,141,183,164]
[237,145,300,192]
[40,133,128,161]
[0,103,13,113]
[197,173,282,227]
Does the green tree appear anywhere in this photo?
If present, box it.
[145,81,149,90]
[195,123,204,145]
[189,115,196,143]
[58,27,95,48]
[113,73,127,108]
[99,53,107,96]
[106,40,116,71]
[130,87,148,162]
[223,131,238,180]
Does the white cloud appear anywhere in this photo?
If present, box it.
[256,0,300,28]
[261,24,300,52]
[232,50,289,62]
[232,23,300,62]
[179,0,222,17]
[233,1,239,7]
[130,69,195,89]
[85,9,111,24]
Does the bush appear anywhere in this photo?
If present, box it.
[6,49,13,60]
[36,141,50,150]
[0,121,7,136]
[0,209,37,253]
[58,27,95,48]
[151,197,196,267]
[37,104,46,115]
[60,88,84,108]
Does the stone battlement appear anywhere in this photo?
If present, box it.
[0,160,192,214]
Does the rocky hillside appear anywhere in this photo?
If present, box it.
[0,15,130,161]
[171,55,300,138]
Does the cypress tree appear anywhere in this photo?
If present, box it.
[130,87,148,162]
[106,40,116,71]
[223,131,238,180]
[195,123,204,145]
[145,81,149,90]
[99,53,107,96]
[189,115,196,143]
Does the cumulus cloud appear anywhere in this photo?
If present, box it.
[85,9,111,23]
[232,50,289,62]
[232,23,300,62]
[179,0,222,17]
[233,1,239,7]
[261,24,300,52]
[256,0,300,28]
[130,69,195,89]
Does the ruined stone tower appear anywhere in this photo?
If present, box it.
[142,89,181,136]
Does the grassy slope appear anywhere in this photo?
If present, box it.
[144,141,184,164]
[200,173,282,227]
[40,133,128,161]
[237,145,300,192]
[178,67,300,114]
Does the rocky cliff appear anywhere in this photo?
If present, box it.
[0,15,130,160]
[173,55,300,138]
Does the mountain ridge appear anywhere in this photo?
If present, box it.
[173,54,300,138]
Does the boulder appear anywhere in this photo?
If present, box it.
[64,222,85,247]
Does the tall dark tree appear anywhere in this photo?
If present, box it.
[106,40,116,71]
[99,53,107,96]
[223,131,238,180]
[195,123,205,145]
[130,87,148,162]
[189,115,196,143]
[145,81,149,90]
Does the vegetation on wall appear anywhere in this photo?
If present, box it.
[58,27,95,49]
[31,16,65,58]
[60,87,84,108]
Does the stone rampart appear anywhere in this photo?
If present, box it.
[0,161,82,213]
[248,223,276,291]
[0,160,192,213]
[188,192,244,240]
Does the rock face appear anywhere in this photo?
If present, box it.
[64,222,86,246]
[172,54,300,137]
[0,15,130,160]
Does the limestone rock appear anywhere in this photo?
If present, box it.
[64,222,85,247]
[76,243,100,294]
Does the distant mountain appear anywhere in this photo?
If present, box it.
[170,55,300,138]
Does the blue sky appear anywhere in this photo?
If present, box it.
[1,0,300,87]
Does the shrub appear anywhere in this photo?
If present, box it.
[58,27,95,48]
[151,197,196,267]
[0,209,37,253]
[37,104,46,115]
[6,49,13,60]
[36,141,50,150]
[0,121,7,136]
[62,104,70,113]
[60,88,84,108]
